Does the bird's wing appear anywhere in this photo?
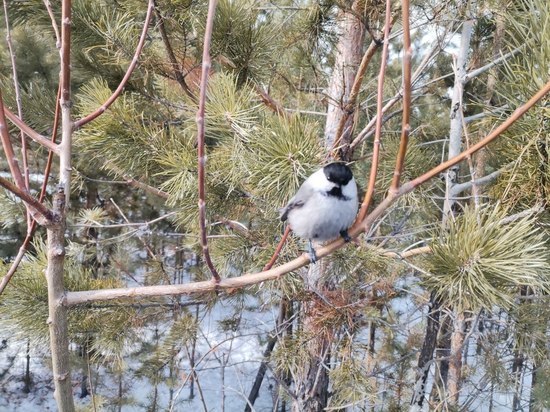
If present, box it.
[279,183,314,222]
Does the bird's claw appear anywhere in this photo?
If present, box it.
[340,229,352,242]
[307,240,318,264]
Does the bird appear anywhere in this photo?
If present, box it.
[280,162,358,263]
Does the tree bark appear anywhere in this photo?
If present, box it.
[45,190,75,411]
[292,264,331,412]
[323,0,365,158]
[448,311,466,405]
[410,292,442,409]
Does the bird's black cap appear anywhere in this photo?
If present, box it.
[323,162,353,185]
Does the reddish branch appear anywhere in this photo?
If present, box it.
[263,226,291,271]
[330,17,396,157]
[196,0,221,282]
[0,92,26,189]
[153,1,196,100]
[3,0,29,192]
[64,79,550,305]
[0,86,62,296]
[0,176,56,223]
[255,85,287,118]
[74,0,155,129]
[2,106,59,153]
[390,0,412,192]
[356,0,393,223]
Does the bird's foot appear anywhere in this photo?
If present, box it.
[307,240,318,264]
[340,229,352,242]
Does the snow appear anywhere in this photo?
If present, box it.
[0,296,279,411]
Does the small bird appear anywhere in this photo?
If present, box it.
[280,162,359,263]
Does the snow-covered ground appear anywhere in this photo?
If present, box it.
[0,295,279,411]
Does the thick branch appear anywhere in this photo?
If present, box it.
[64,80,550,305]
[74,0,154,129]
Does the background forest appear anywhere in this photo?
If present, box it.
[0,0,549,411]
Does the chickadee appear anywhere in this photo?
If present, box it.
[280,162,359,263]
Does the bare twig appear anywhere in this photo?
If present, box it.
[263,226,291,271]
[450,167,507,197]
[390,0,412,192]
[463,46,523,83]
[0,235,33,295]
[1,106,59,153]
[255,85,287,117]
[3,0,29,192]
[107,164,169,198]
[0,92,26,190]
[350,35,447,152]
[153,1,195,100]
[74,0,155,129]
[196,0,221,282]
[0,177,56,223]
[43,0,61,47]
[356,0,393,223]
[64,79,550,305]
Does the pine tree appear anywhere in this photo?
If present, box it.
[0,0,549,410]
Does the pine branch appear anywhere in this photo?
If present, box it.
[2,106,59,153]
[3,0,29,192]
[64,79,550,305]
[43,0,61,47]
[74,0,155,129]
[196,0,220,283]
[153,1,196,101]
[356,0,392,222]
[390,0,412,192]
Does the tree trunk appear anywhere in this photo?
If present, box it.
[323,0,365,158]
[292,264,331,412]
[45,190,75,411]
[410,292,442,409]
[430,314,451,406]
[290,1,366,410]
[448,311,466,405]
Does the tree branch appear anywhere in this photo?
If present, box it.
[196,0,221,282]
[0,177,56,223]
[64,80,550,305]
[463,46,523,83]
[153,0,196,100]
[450,167,506,197]
[356,0,392,222]
[74,0,155,129]
[0,92,26,190]
[2,105,60,154]
[390,0,412,192]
